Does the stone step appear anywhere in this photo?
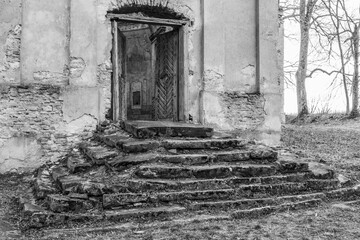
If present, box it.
[189,192,326,211]
[122,174,328,192]
[95,133,132,149]
[66,150,93,173]
[102,182,325,209]
[57,175,107,196]
[231,199,322,219]
[121,120,214,139]
[118,138,254,154]
[106,153,160,170]
[162,139,248,150]
[105,206,187,222]
[157,150,277,165]
[80,143,119,165]
[106,150,277,171]
[122,141,161,153]
[135,164,278,179]
[47,194,100,213]
[33,167,60,199]
[278,160,309,173]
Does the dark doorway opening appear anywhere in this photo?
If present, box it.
[110,15,187,122]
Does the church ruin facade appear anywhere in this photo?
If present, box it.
[0,0,283,172]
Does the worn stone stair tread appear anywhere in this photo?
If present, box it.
[135,164,278,179]
[122,141,161,153]
[67,153,93,173]
[96,133,133,148]
[122,120,214,138]
[231,199,323,218]
[162,139,248,150]
[278,160,310,173]
[81,144,119,165]
[107,153,160,169]
[210,150,277,162]
[125,173,311,192]
[105,205,186,220]
[189,192,326,210]
[34,168,59,199]
[325,186,360,200]
[103,182,319,209]
[156,154,210,165]
[306,179,339,190]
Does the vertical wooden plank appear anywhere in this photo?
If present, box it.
[112,20,120,122]
[255,0,260,93]
[173,31,179,121]
[178,25,188,121]
[118,29,127,120]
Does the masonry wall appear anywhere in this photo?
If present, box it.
[0,0,102,173]
[0,85,97,172]
[0,0,282,173]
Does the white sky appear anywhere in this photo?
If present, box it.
[283,1,359,114]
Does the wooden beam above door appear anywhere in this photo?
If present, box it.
[107,13,188,26]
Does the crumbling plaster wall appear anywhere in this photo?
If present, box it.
[0,0,103,173]
[0,0,21,84]
[0,0,282,172]
[0,85,97,173]
[202,0,282,145]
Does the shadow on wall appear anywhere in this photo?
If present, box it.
[0,135,43,173]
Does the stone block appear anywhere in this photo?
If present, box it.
[135,164,277,179]
[34,169,59,199]
[105,206,186,222]
[67,155,92,173]
[82,145,118,165]
[122,141,161,153]
[278,160,309,173]
[106,153,159,170]
[162,139,247,150]
[158,154,210,165]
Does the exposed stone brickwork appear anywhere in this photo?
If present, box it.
[0,84,96,173]
[0,24,21,83]
[97,62,112,118]
[221,92,265,131]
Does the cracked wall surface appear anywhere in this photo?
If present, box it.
[0,0,22,84]
[0,85,98,173]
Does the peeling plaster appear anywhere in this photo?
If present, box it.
[70,57,86,79]
[61,114,97,135]
[33,71,68,85]
[204,69,225,92]
[0,136,44,173]
[241,64,255,78]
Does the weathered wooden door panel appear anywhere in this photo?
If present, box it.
[124,27,155,121]
[154,30,179,121]
[111,21,127,121]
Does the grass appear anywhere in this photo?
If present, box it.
[3,113,360,239]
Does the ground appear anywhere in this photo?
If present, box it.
[2,114,360,239]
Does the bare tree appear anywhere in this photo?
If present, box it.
[349,8,359,117]
[314,0,359,116]
[295,0,319,118]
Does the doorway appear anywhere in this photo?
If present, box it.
[110,15,187,123]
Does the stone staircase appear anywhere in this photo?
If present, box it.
[21,121,359,229]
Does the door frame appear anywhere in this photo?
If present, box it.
[109,14,189,122]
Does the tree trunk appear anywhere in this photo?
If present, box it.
[350,24,359,118]
[296,0,317,118]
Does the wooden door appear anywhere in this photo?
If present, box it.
[154,30,179,121]
[111,21,127,122]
